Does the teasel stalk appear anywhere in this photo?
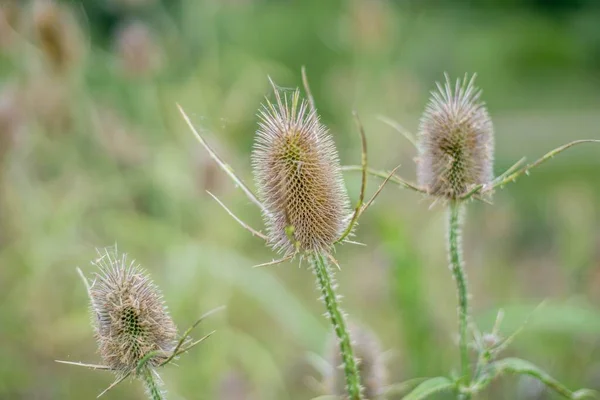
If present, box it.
[419,74,494,386]
[56,248,223,399]
[342,73,599,399]
[178,68,399,400]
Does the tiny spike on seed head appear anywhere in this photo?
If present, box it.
[88,249,177,377]
[327,323,387,399]
[252,84,351,255]
[417,73,494,199]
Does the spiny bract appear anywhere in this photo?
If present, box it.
[417,73,494,199]
[326,324,387,399]
[252,86,350,255]
[88,249,177,376]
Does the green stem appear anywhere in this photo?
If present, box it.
[142,366,164,400]
[448,201,470,385]
[311,252,363,400]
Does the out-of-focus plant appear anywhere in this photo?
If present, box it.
[178,69,398,400]
[56,248,222,399]
[344,73,599,399]
[311,323,390,400]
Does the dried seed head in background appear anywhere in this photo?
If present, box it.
[88,250,177,376]
[417,74,494,199]
[32,0,83,74]
[326,324,387,399]
[114,21,162,78]
[252,87,350,255]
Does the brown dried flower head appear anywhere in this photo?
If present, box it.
[89,250,177,376]
[417,74,494,199]
[327,324,387,399]
[32,0,83,73]
[114,20,163,78]
[252,86,350,255]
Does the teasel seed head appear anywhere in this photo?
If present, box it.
[252,85,351,255]
[114,20,163,78]
[32,0,82,74]
[417,74,494,200]
[88,249,177,376]
[326,324,387,399]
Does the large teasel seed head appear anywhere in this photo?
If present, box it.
[326,324,387,399]
[88,250,177,376]
[252,85,350,255]
[417,74,494,199]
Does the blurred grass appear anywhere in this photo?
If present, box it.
[1,0,599,399]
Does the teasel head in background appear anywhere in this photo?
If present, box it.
[57,248,222,399]
[325,324,388,400]
[113,20,163,78]
[417,74,494,200]
[31,0,84,74]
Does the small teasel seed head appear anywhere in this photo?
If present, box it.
[32,0,82,73]
[88,249,177,376]
[252,84,351,255]
[417,73,494,199]
[326,324,387,399]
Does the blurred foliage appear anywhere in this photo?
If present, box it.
[0,0,599,399]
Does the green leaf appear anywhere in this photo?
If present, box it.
[384,377,429,396]
[484,357,596,399]
[476,301,600,337]
[402,377,455,400]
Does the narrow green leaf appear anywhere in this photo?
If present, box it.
[383,377,429,396]
[402,377,455,400]
[485,357,595,399]
[573,389,599,399]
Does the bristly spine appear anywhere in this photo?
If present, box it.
[417,73,494,199]
[252,86,351,256]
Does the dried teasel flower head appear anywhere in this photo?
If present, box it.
[252,84,351,255]
[31,0,83,73]
[326,324,387,399]
[114,20,162,78]
[88,249,177,376]
[417,73,494,200]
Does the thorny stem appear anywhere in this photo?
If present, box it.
[311,252,363,400]
[448,201,471,390]
[142,367,163,400]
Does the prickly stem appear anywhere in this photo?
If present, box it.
[448,201,471,386]
[142,367,163,400]
[311,252,363,400]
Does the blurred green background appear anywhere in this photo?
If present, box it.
[1,0,600,399]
